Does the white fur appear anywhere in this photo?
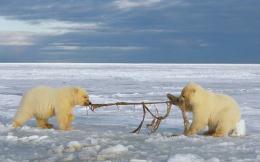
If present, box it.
[12,86,89,130]
[180,83,241,137]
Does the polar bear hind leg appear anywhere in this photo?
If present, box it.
[12,107,33,128]
[213,107,238,137]
[212,119,232,137]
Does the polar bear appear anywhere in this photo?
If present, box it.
[179,82,240,137]
[12,86,91,130]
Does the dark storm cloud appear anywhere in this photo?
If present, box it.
[0,0,113,21]
[0,0,259,63]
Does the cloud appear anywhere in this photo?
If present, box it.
[0,32,35,46]
[114,0,162,10]
[0,1,114,22]
[41,43,147,53]
[0,17,100,35]
[76,46,146,51]
[0,16,101,47]
[0,0,259,63]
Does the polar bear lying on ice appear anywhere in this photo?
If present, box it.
[12,86,91,130]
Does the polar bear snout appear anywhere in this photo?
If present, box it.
[73,87,91,106]
[83,99,91,106]
[78,95,91,106]
[178,96,190,111]
[178,97,185,107]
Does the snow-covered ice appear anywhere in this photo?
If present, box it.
[167,154,220,162]
[0,63,260,161]
[231,120,246,137]
[98,144,128,160]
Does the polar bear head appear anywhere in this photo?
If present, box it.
[73,87,91,106]
[179,82,204,111]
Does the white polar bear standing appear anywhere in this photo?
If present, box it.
[179,82,241,137]
[12,86,91,130]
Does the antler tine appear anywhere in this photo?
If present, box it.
[85,94,188,135]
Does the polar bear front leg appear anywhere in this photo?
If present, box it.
[203,129,215,136]
[56,113,73,130]
[186,112,207,136]
[36,118,53,129]
[45,122,54,129]
[68,113,75,121]
[186,122,204,136]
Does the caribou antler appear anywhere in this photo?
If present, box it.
[89,100,173,134]
[167,93,190,134]
[90,101,170,110]
[87,94,189,135]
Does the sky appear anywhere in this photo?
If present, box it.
[0,0,259,63]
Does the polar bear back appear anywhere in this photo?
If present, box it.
[208,93,240,117]
[18,86,56,119]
